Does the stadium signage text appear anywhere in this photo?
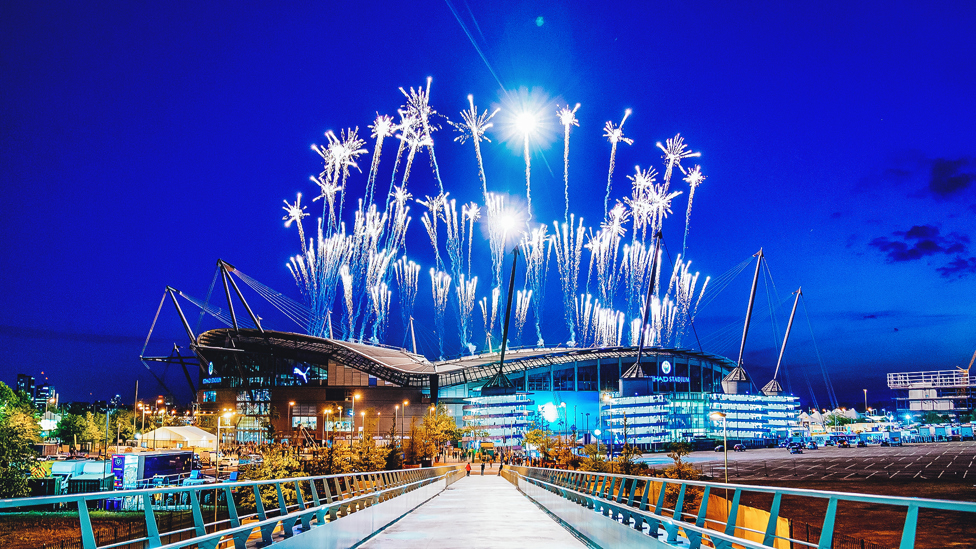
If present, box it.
[651,376,690,383]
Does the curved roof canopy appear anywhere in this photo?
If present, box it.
[194,328,735,389]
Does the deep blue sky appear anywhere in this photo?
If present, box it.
[2,2,974,409]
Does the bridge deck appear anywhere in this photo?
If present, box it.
[360,474,585,548]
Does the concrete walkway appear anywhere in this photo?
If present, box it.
[359,475,585,549]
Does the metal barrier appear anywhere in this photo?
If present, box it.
[1,465,463,549]
[501,466,976,549]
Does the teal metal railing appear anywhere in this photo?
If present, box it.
[0,465,463,549]
[501,466,976,549]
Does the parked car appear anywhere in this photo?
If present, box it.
[838,439,851,448]
[778,440,789,448]
[824,439,835,447]
[714,445,725,452]
[733,444,746,452]
[789,446,804,454]
[856,440,867,447]
[880,440,890,447]
[806,442,818,450]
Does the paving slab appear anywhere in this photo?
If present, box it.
[359,475,585,549]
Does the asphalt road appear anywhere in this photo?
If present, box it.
[640,441,976,482]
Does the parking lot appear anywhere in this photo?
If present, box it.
[642,441,976,482]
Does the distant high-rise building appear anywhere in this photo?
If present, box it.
[35,384,57,410]
[16,374,35,400]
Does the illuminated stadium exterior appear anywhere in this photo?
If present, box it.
[190,327,799,449]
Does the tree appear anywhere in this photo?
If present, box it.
[0,381,40,497]
[524,429,557,460]
[920,411,949,425]
[52,413,87,446]
[240,447,303,510]
[579,443,608,472]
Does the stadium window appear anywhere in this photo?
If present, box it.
[577,365,597,391]
[553,368,574,391]
[527,371,551,391]
[203,391,217,403]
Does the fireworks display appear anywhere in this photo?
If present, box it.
[283,78,713,359]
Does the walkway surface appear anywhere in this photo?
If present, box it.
[360,474,585,549]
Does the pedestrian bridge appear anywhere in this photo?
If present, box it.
[2,465,974,548]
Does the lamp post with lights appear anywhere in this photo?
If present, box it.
[351,394,361,444]
[215,411,234,478]
[710,411,729,512]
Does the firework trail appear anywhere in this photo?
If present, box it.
[443,197,464,279]
[521,123,533,219]
[282,193,309,254]
[451,95,498,203]
[552,215,585,346]
[622,241,653,319]
[656,133,700,190]
[400,77,445,194]
[430,269,452,358]
[288,223,349,337]
[520,224,552,346]
[456,274,478,354]
[479,286,501,350]
[557,103,580,223]
[681,165,706,257]
[514,289,532,344]
[603,109,633,216]
[393,256,420,338]
[485,193,508,289]
[588,202,630,308]
[310,173,341,231]
[461,203,481,278]
[576,294,594,346]
[418,193,447,270]
[624,166,658,241]
[385,185,413,257]
[339,264,355,339]
[330,128,368,227]
[369,281,391,344]
[366,114,395,206]
[385,110,416,212]
[360,247,393,341]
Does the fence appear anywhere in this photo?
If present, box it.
[501,466,976,549]
[1,465,463,549]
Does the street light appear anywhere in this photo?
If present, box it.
[323,409,332,444]
[288,401,296,442]
[710,411,729,513]
[401,400,409,442]
[360,411,366,441]
[351,394,361,444]
[376,412,381,440]
[215,411,234,479]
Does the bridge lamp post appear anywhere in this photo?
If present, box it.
[402,400,409,443]
[360,411,366,442]
[323,409,332,445]
[288,401,296,442]
[351,394,361,444]
[215,411,234,479]
[376,412,381,441]
[710,411,729,514]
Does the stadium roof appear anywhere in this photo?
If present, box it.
[194,328,736,389]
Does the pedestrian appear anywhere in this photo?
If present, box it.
[465,462,471,477]
[480,461,485,476]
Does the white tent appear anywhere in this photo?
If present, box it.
[141,426,216,449]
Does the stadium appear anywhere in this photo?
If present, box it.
[181,321,798,452]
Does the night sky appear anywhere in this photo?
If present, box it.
[2,2,974,409]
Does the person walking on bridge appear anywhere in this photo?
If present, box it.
[480,461,485,475]
[465,462,471,476]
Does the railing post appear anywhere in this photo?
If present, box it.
[724,488,742,538]
[137,493,161,549]
[817,497,838,549]
[898,503,919,549]
[763,492,782,547]
[187,490,207,538]
[77,499,97,549]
